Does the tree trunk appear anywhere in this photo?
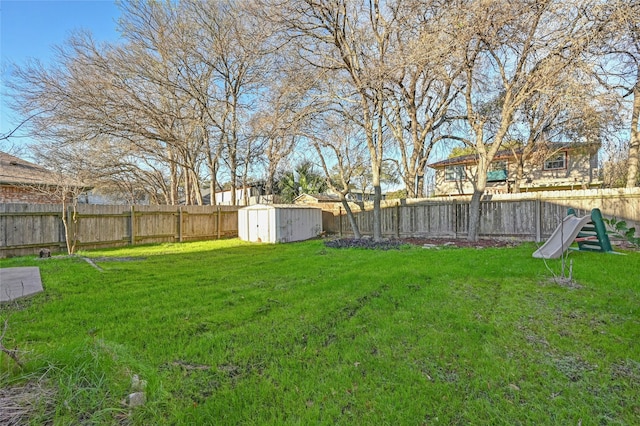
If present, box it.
[513,161,524,193]
[229,149,238,205]
[192,169,203,205]
[626,79,639,188]
[168,151,179,205]
[340,198,361,239]
[416,168,425,198]
[61,193,79,255]
[372,181,383,241]
[404,173,417,198]
[266,159,277,197]
[467,157,488,242]
[230,94,239,205]
[207,140,221,206]
[210,177,217,206]
[208,155,219,206]
[184,166,192,205]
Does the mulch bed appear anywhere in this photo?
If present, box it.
[324,237,520,250]
[324,237,638,251]
[402,237,520,248]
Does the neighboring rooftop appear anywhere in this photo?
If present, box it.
[0,151,91,190]
[428,142,600,168]
[0,151,59,186]
[294,193,342,203]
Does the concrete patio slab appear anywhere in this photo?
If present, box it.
[0,267,43,303]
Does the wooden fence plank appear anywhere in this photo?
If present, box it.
[1,204,241,257]
[2,188,639,257]
[328,188,640,241]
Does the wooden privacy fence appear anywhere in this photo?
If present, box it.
[325,188,640,241]
[1,204,240,258]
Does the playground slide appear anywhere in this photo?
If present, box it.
[532,214,592,259]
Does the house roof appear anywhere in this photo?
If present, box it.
[0,151,60,186]
[0,151,91,190]
[294,193,342,203]
[427,142,600,169]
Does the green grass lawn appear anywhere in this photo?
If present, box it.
[1,239,639,425]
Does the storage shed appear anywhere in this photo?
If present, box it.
[238,204,322,243]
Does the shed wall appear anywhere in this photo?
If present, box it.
[238,205,322,243]
[275,207,322,243]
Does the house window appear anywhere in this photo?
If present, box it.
[487,161,508,182]
[544,153,566,170]
[445,165,466,181]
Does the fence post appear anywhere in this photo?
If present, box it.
[339,206,343,237]
[178,206,183,243]
[452,200,457,237]
[395,202,400,238]
[130,206,136,245]
[217,207,222,239]
[535,198,542,242]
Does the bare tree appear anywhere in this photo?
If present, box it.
[601,140,630,187]
[594,0,640,188]
[384,0,464,198]
[112,1,210,205]
[307,113,368,238]
[448,0,599,241]
[249,73,313,198]
[508,67,619,192]
[269,0,398,240]
[8,27,204,205]
[8,1,277,206]
[182,0,273,205]
[21,156,90,256]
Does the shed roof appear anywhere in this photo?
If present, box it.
[240,203,322,210]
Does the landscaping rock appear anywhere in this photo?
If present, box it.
[127,392,146,408]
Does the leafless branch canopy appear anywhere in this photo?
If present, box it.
[4,0,637,215]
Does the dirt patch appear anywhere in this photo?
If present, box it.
[92,257,147,262]
[544,277,584,289]
[324,237,521,250]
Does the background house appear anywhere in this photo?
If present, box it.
[0,151,89,204]
[428,142,601,196]
[293,193,343,211]
[194,184,265,206]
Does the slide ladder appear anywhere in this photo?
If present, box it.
[570,208,614,253]
[533,208,614,259]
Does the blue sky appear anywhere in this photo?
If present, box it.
[1,0,121,144]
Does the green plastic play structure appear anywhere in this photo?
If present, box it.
[568,208,614,253]
[533,208,616,259]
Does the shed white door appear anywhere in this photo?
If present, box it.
[248,208,271,243]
